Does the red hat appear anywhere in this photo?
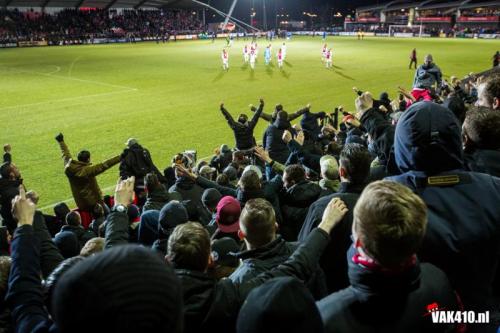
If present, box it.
[216,196,241,233]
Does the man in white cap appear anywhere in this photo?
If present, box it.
[319,155,340,194]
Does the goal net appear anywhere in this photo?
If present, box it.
[388,24,423,37]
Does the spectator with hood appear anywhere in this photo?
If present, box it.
[119,138,165,204]
[220,99,264,151]
[210,144,233,173]
[152,200,189,255]
[54,133,121,213]
[412,54,442,101]
[387,101,500,323]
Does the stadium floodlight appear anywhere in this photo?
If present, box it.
[191,0,259,32]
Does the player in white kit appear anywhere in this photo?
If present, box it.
[281,42,287,60]
[325,48,332,68]
[243,45,249,63]
[221,48,229,70]
[249,47,256,69]
[322,44,328,62]
[277,48,283,69]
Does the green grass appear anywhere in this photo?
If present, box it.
[0,36,496,210]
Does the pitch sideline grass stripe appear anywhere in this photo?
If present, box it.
[1,65,138,91]
[0,89,138,111]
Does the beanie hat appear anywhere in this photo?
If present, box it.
[216,196,241,233]
[202,188,222,209]
[54,231,80,259]
[211,237,240,268]
[158,201,189,235]
[237,277,324,333]
[53,245,183,333]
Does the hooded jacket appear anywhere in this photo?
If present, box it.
[413,63,442,89]
[119,143,164,186]
[317,247,461,333]
[279,180,322,241]
[387,101,500,312]
[59,141,120,211]
[142,185,171,212]
[263,118,293,164]
[0,177,21,233]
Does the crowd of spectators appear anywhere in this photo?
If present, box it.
[0,8,203,43]
[1,54,500,333]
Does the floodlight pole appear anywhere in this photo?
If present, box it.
[191,0,259,32]
[222,0,239,31]
[263,0,267,30]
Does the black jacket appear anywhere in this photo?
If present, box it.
[263,118,292,164]
[464,149,500,178]
[279,180,322,241]
[300,110,326,142]
[57,225,96,250]
[221,103,263,150]
[229,237,327,299]
[0,177,21,233]
[298,182,365,293]
[142,185,171,212]
[169,177,211,223]
[119,143,164,186]
[317,247,460,333]
[176,228,331,333]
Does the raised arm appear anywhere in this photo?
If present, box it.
[220,103,236,128]
[33,211,64,279]
[55,133,72,166]
[248,98,264,129]
[288,104,310,121]
[75,155,121,178]
[105,177,135,249]
[6,187,51,333]
[175,165,237,197]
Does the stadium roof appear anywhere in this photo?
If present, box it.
[1,0,202,9]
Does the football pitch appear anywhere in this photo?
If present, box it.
[0,36,496,210]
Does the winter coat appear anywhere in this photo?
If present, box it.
[318,247,461,333]
[387,101,500,312]
[176,228,331,333]
[298,182,365,293]
[59,142,120,211]
[0,177,21,233]
[413,63,442,89]
[169,177,211,223]
[119,143,164,186]
[464,149,500,178]
[229,237,328,299]
[56,225,96,250]
[279,180,322,241]
[221,103,263,150]
[263,118,293,164]
[142,185,171,212]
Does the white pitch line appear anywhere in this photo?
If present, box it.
[0,88,137,111]
[46,65,61,75]
[2,65,137,91]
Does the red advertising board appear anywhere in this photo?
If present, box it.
[357,17,380,23]
[416,17,452,22]
[457,16,499,22]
